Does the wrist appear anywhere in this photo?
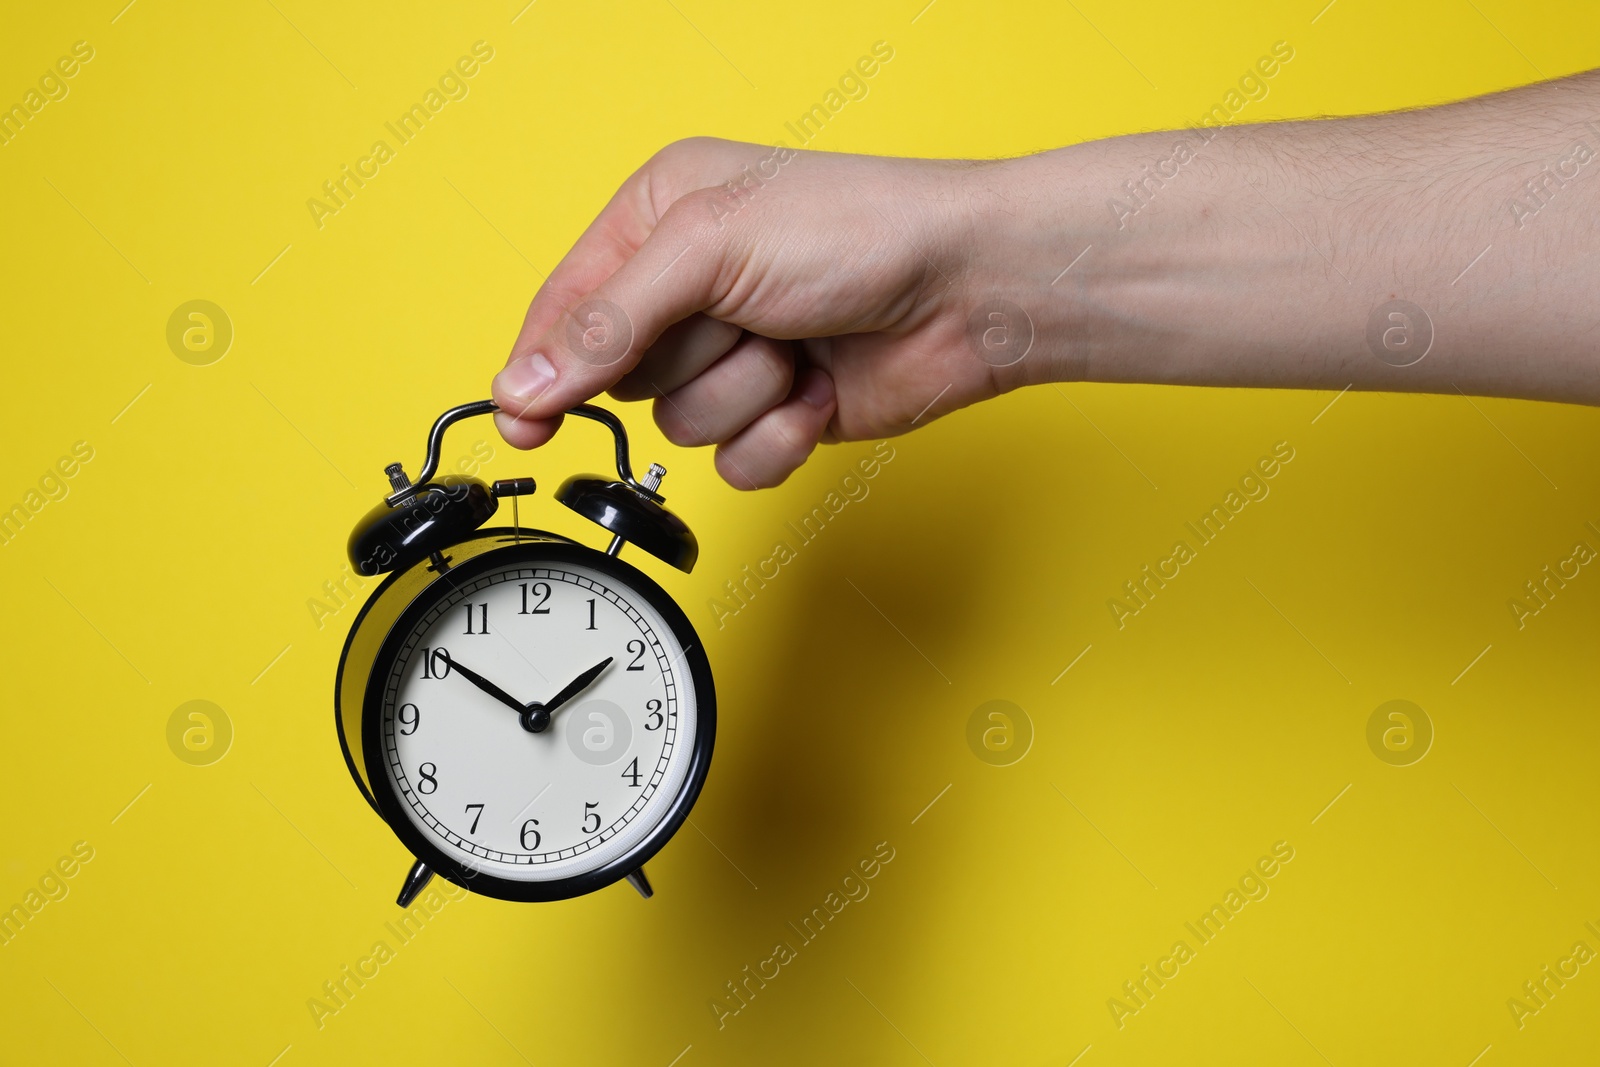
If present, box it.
[980,125,1351,393]
[940,152,1101,392]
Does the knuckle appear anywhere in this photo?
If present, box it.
[662,186,742,244]
[606,377,649,403]
[654,135,730,164]
[652,397,710,447]
[750,342,794,400]
[767,413,815,464]
[715,449,771,491]
[642,137,745,216]
[669,177,776,249]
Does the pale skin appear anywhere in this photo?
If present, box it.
[492,69,1600,489]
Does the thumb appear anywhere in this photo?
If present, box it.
[492,188,741,442]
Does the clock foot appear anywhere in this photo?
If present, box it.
[625,866,653,899]
[396,858,434,908]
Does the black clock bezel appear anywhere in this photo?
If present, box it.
[360,532,716,903]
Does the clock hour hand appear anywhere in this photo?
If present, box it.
[522,657,613,733]
[443,654,528,718]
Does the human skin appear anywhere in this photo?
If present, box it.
[492,69,1600,489]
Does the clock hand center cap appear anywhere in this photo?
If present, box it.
[521,704,552,734]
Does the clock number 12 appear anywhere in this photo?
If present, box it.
[518,582,551,615]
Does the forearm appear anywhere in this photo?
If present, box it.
[991,70,1600,404]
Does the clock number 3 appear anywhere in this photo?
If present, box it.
[582,801,601,835]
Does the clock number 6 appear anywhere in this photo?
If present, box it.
[520,818,541,850]
[582,801,601,835]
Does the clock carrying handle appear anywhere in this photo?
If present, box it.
[384,399,662,507]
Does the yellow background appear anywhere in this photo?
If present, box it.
[3,0,1598,1063]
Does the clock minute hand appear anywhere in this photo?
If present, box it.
[522,657,614,733]
[444,655,529,717]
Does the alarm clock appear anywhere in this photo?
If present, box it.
[334,399,716,907]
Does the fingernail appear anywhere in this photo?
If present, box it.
[496,352,556,405]
[799,370,833,409]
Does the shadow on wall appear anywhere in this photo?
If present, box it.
[660,408,1044,984]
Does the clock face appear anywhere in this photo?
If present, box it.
[373,553,702,885]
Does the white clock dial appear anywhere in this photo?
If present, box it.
[378,560,696,881]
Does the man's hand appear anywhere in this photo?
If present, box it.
[491,139,1039,489]
[495,71,1600,488]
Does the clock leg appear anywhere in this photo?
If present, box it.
[625,866,653,899]
[396,858,434,908]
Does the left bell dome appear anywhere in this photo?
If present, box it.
[347,475,498,576]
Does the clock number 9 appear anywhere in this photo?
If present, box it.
[417,762,438,794]
[582,801,601,835]
[419,647,452,680]
[644,698,664,731]
[398,703,420,735]
[520,818,541,850]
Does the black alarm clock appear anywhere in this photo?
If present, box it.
[335,400,715,906]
